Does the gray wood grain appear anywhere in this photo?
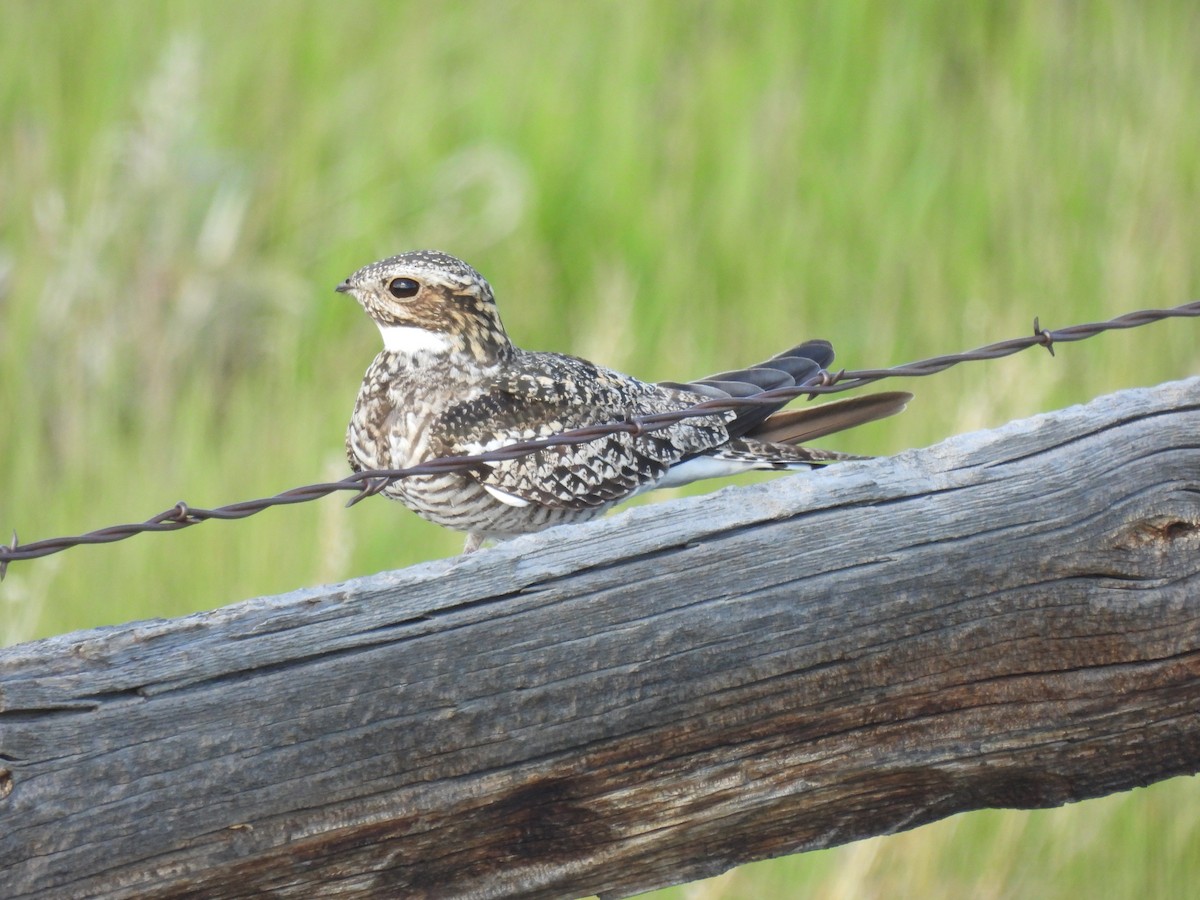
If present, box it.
[2,378,1199,899]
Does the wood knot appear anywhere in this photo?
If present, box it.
[1116,516,1200,550]
[490,775,611,860]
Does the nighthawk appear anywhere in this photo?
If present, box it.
[339,250,910,552]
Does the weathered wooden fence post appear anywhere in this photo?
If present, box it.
[2,378,1199,899]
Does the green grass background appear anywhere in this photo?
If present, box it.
[2,1,1198,896]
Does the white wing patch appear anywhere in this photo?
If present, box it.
[483,483,532,507]
[654,456,780,490]
[655,453,818,491]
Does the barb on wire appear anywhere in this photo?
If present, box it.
[1033,317,1055,356]
[2,299,1198,576]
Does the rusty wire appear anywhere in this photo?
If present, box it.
[3,300,1199,577]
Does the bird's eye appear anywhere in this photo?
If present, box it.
[387,278,420,299]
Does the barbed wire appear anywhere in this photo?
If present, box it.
[3,300,1199,577]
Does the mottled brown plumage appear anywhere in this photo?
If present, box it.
[339,250,909,551]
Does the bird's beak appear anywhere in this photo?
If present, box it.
[334,280,353,295]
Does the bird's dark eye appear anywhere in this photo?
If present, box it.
[387,278,420,299]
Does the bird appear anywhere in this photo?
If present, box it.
[338,250,910,553]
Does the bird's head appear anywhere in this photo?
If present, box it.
[336,250,512,363]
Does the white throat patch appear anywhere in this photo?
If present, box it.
[377,324,454,355]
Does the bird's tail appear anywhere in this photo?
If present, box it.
[748,391,912,446]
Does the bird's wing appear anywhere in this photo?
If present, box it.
[436,353,732,510]
[662,341,911,447]
[658,339,835,438]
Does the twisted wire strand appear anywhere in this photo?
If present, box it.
[3,300,1198,577]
